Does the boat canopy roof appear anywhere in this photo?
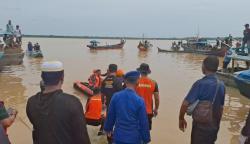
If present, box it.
[187,38,208,44]
[90,40,100,44]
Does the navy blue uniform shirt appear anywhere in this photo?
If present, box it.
[104,88,150,144]
[185,74,226,125]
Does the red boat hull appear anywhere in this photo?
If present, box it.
[73,81,94,96]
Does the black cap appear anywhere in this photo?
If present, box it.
[137,63,151,74]
[245,24,249,27]
[108,64,118,73]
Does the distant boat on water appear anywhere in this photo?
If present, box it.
[158,38,227,57]
[87,39,125,50]
[137,40,153,51]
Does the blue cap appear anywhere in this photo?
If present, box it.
[124,71,140,82]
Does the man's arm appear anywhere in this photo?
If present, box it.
[179,100,189,132]
[70,99,91,144]
[153,92,159,116]
[178,81,200,132]
[0,102,16,129]
[139,101,151,144]
[153,82,159,116]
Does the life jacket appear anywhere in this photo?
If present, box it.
[85,95,102,120]
[135,77,156,114]
[88,74,101,88]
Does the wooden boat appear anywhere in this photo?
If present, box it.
[137,40,153,51]
[87,39,125,50]
[27,50,43,58]
[181,38,227,57]
[234,70,250,99]
[1,47,24,66]
[157,47,186,53]
[216,69,241,88]
[171,42,181,51]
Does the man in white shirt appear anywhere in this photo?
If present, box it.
[14,25,22,44]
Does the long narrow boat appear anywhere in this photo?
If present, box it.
[27,50,43,58]
[157,47,186,53]
[182,46,227,57]
[234,70,250,99]
[1,47,24,65]
[87,39,125,50]
[158,46,226,57]
[216,69,243,88]
[181,38,227,57]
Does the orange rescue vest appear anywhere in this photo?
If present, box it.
[135,77,156,114]
[85,95,102,120]
[88,74,101,88]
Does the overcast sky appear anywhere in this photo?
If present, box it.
[0,0,249,37]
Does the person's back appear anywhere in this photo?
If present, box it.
[108,89,148,143]
[27,90,90,144]
[104,71,150,144]
[189,74,225,124]
[28,42,33,52]
[85,94,102,121]
[102,75,122,107]
[136,76,156,114]
[179,56,225,144]
[26,61,90,144]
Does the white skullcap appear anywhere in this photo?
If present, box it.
[41,61,64,72]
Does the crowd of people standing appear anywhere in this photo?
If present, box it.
[0,56,248,144]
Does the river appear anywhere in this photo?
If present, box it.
[0,37,249,144]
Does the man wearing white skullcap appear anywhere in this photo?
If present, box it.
[26,61,91,144]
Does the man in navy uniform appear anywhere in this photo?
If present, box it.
[179,56,226,144]
[104,71,151,144]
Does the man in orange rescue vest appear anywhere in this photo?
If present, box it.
[85,88,105,135]
[136,63,160,130]
[88,69,102,90]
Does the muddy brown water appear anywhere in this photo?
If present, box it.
[0,38,249,144]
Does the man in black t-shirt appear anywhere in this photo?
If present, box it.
[26,61,90,144]
[101,64,123,110]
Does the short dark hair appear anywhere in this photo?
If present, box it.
[203,56,219,72]
[108,64,118,73]
[125,78,138,85]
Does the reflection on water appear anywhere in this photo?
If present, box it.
[0,74,26,108]
[0,38,249,144]
[138,51,149,59]
[223,87,250,132]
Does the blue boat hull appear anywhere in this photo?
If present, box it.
[234,76,250,99]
